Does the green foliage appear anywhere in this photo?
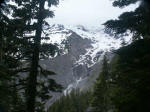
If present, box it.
[104,0,150,39]
[91,55,111,112]
[90,39,150,112]
[0,1,26,111]
[49,90,92,112]
[113,0,138,7]
[110,39,150,112]
[104,1,150,112]
[0,0,62,112]
[9,0,62,111]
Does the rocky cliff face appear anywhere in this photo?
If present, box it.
[40,24,131,107]
[40,32,92,89]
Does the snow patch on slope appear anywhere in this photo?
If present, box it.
[44,24,72,44]
[64,77,85,95]
[67,25,132,67]
[43,24,132,67]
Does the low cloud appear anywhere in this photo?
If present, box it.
[48,0,138,27]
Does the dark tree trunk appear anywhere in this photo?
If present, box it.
[26,1,45,112]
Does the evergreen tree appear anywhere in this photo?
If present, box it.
[10,0,62,112]
[49,89,92,112]
[0,1,26,111]
[104,0,150,40]
[0,0,62,112]
[110,39,150,112]
[104,1,150,111]
[91,55,110,112]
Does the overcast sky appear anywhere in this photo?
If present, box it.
[48,0,138,27]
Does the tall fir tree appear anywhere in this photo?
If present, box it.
[11,0,62,112]
[0,0,62,112]
[104,0,150,112]
[110,39,150,112]
[91,55,110,112]
[0,1,26,111]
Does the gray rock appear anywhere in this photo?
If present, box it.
[40,31,114,109]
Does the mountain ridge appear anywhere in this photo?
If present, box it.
[41,24,132,108]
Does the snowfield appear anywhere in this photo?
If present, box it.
[45,24,132,68]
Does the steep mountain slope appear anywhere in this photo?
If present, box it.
[40,24,132,107]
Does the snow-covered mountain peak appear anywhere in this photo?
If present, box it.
[64,25,132,67]
[43,24,72,44]
[45,24,132,67]
[42,24,133,103]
